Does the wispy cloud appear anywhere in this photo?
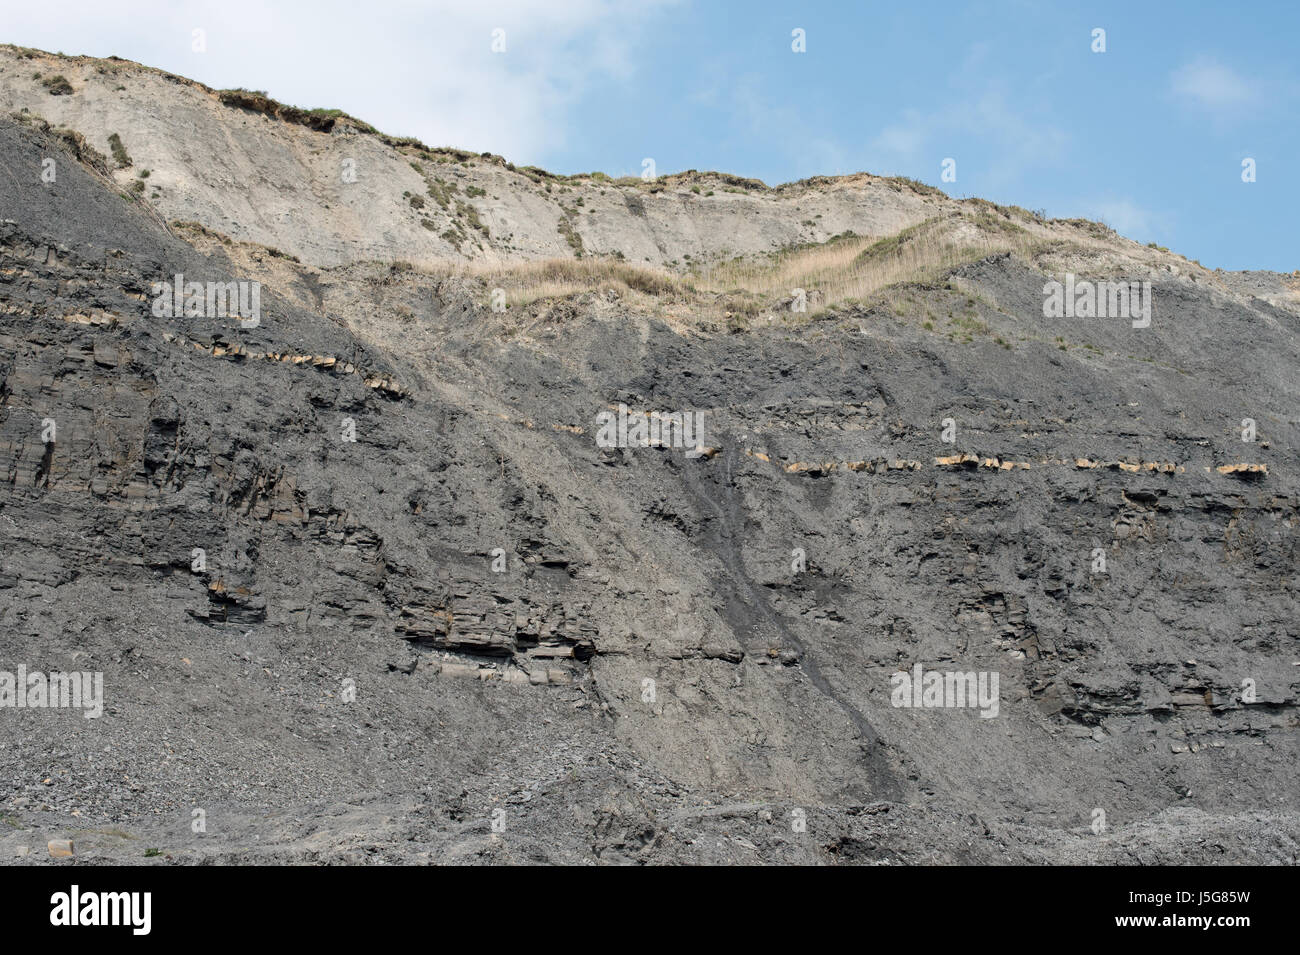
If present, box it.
[1086,198,1157,238]
[1170,57,1254,110]
[2,0,678,165]
[864,87,1068,187]
[712,72,852,179]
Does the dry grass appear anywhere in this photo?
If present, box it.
[691,214,1040,308]
[430,210,1048,318]
[437,257,680,307]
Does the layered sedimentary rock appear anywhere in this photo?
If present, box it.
[0,51,1297,864]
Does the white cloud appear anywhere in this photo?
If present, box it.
[3,0,677,165]
[721,73,851,179]
[865,88,1067,186]
[1087,198,1154,237]
[1170,57,1254,110]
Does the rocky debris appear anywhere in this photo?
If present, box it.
[0,83,1297,866]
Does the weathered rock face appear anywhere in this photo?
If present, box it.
[0,55,1298,864]
[0,46,938,270]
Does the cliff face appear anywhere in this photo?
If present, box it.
[0,46,937,269]
[0,48,1297,865]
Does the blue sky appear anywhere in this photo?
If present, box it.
[7,1,1297,269]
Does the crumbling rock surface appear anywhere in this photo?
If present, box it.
[0,74,1297,865]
